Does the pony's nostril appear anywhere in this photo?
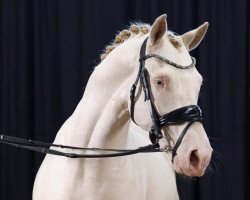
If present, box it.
[190,150,200,167]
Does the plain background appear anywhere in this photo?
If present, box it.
[0,0,249,199]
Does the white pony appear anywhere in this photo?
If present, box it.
[33,14,212,200]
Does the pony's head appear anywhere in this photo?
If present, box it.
[129,15,212,177]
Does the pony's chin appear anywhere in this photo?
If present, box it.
[173,157,207,177]
[185,170,205,177]
[175,166,205,177]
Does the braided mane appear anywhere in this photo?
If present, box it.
[100,22,182,61]
[100,23,150,61]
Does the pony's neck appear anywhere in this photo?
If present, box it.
[88,84,131,148]
[58,37,145,148]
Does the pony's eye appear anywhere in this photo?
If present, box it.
[155,80,164,87]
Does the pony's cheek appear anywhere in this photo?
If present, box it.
[153,85,170,98]
[162,84,170,91]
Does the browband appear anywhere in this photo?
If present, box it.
[139,54,196,69]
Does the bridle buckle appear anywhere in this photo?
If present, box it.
[149,127,163,144]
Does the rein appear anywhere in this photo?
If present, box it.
[0,135,161,158]
[0,37,203,160]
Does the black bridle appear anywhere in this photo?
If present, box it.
[130,37,203,161]
[0,37,203,161]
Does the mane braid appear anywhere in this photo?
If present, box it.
[100,23,151,61]
[100,23,182,61]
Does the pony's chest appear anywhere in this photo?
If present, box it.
[91,130,179,200]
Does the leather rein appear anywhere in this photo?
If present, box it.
[0,37,203,161]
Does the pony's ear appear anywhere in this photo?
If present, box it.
[181,22,209,51]
[149,14,167,46]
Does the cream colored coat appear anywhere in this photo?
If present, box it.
[33,15,212,200]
